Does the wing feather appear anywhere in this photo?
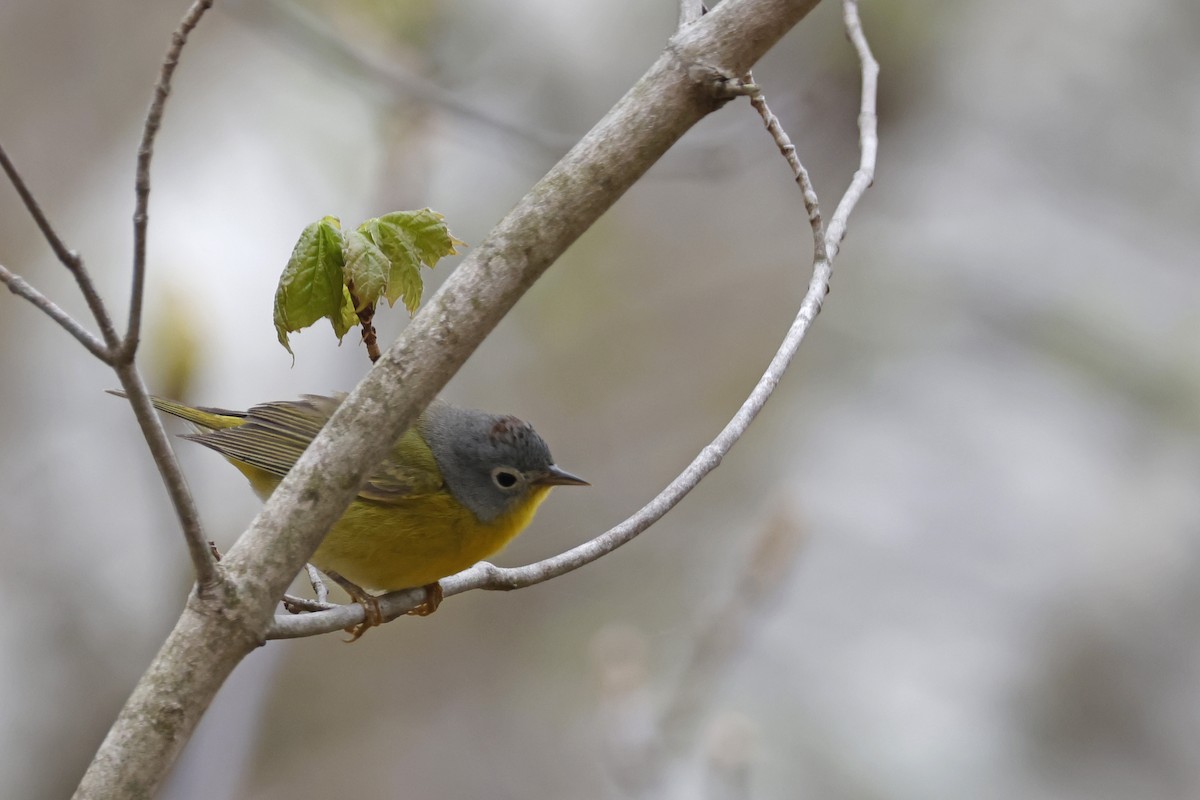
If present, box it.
[186,394,443,502]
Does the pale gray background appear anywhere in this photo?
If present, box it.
[1,1,1197,798]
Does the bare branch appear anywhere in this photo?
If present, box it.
[281,594,337,613]
[268,212,838,638]
[0,141,121,350]
[0,263,111,360]
[747,73,828,263]
[265,275,825,637]
[0,5,217,593]
[266,0,879,643]
[0,142,77,273]
[121,0,213,363]
[826,0,878,261]
[109,374,219,592]
[85,0,223,596]
[80,2,830,794]
[306,563,330,605]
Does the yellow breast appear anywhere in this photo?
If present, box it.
[311,485,553,590]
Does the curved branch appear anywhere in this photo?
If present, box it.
[78,1,828,795]
[266,0,880,643]
[267,257,829,637]
[826,0,878,259]
[223,0,825,624]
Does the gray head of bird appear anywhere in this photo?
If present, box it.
[419,402,588,523]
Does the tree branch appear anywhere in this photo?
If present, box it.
[0,263,111,360]
[76,1,829,795]
[0,141,121,353]
[826,0,878,259]
[120,0,213,363]
[110,366,219,593]
[0,5,218,594]
[228,0,824,627]
[104,0,221,595]
[269,0,881,641]
[678,0,707,29]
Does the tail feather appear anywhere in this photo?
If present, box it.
[106,389,246,431]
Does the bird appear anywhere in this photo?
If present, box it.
[121,392,587,637]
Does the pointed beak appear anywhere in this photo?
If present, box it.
[535,465,590,487]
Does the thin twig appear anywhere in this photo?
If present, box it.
[306,563,330,605]
[266,0,879,642]
[281,594,337,613]
[122,0,214,363]
[0,263,111,360]
[347,285,381,363]
[0,141,121,351]
[266,285,816,634]
[746,72,828,263]
[77,2,831,795]
[266,186,839,635]
[2,14,215,592]
[97,0,220,591]
[112,364,219,591]
[826,0,878,261]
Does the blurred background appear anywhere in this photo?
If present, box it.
[2,0,1198,797]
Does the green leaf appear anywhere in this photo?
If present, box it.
[362,209,463,314]
[378,209,464,268]
[273,217,347,353]
[332,286,359,340]
[343,229,390,311]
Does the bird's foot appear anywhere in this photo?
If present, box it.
[406,583,444,616]
[343,594,384,643]
[325,571,385,642]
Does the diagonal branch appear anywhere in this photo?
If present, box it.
[111,366,218,592]
[106,0,220,592]
[0,5,217,592]
[267,0,881,642]
[223,0,826,624]
[266,250,833,637]
[0,141,121,353]
[78,2,833,795]
[0,263,111,360]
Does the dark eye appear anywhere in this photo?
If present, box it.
[491,468,520,489]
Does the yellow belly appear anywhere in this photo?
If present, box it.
[235,460,551,590]
[312,487,550,590]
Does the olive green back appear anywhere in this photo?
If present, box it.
[150,394,445,503]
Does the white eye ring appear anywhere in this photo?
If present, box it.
[491,467,522,490]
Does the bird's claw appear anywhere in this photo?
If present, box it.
[343,594,384,643]
[406,583,444,617]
